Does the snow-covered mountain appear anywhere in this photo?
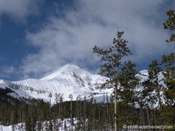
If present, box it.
[0,64,112,104]
[0,64,167,108]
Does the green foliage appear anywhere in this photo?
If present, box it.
[161,53,175,102]
[117,61,138,103]
[117,61,139,127]
[160,53,175,125]
[142,59,163,108]
[163,9,175,42]
[117,101,137,128]
[93,31,133,130]
[93,31,132,88]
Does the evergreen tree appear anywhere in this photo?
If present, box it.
[49,120,53,131]
[163,9,175,42]
[140,60,163,126]
[158,10,175,125]
[37,121,42,131]
[25,116,32,131]
[148,59,162,107]
[161,53,175,125]
[82,96,87,130]
[68,94,73,131]
[93,31,132,131]
[146,60,162,126]
[59,94,64,120]
[161,53,175,102]
[117,61,139,128]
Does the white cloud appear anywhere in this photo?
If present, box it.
[0,65,16,79]
[20,0,175,79]
[0,0,41,22]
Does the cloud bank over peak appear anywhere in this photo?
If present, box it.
[17,0,175,79]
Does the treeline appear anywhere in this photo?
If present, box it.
[0,76,174,131]
[0,93,114,131]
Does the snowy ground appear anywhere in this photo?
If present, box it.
[0,118,82,131]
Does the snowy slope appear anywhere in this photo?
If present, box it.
[0,118,80,131]
[0,64,167,107]
[0,64,112,104]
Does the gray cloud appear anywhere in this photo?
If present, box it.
[20,0,175,79]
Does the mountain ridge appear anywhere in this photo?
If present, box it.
[0,64,111,105]
[0,64,167,108]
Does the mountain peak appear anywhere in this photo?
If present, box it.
[61,64,80,71]
[41,64,91,80]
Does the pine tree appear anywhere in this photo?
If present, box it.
[148,59,162,106]
[25,116,32,131]
[117,61,139,128]
[49,120,53,131]
[161,53,175,102]
[93,31,132,131]
[68,94,73,131]
[48,92,52,120]
[163,9,175,42]
[161,53,175,125]
[161,11,175,125]
[146,59,162,126]
[139,60,163,127]
[37,121,42,131]
[82,96,87,130]
[59,94,64,121]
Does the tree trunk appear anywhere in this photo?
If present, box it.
[115,86,117,131]
[70,100,73,131]
[114,66,119,131]
[146,108,150,131]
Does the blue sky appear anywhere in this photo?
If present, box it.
[0,0,175,81]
